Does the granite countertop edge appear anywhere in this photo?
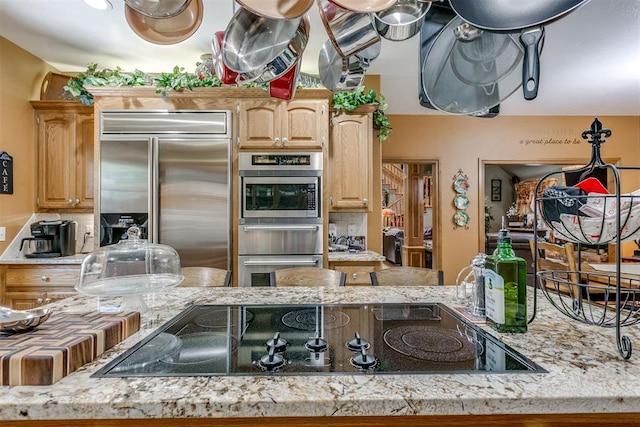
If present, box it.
[0,254,87,265]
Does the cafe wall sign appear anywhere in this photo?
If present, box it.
[0,151,13,194]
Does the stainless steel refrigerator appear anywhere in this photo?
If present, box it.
[97,110,232,269]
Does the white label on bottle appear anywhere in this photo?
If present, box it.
[485,340,506,372]
[484,268,505,324]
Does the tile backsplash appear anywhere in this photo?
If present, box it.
[329,213,367,249]
[64,213,95,253]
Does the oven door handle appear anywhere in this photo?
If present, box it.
[242,259,320,266]
[242,225,320,231]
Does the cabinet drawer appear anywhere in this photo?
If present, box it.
[335,266,375,286]
[5,291,77,311]
[6,266,80,287]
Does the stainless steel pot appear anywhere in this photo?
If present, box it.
[373,0,431,41]
[354,39,382,66]
[331,0,396,12]
[269,59,301,100]
[236,0,314,19]
[124,0,190,18]
[211,31,238,85]
[124,0,203,45]
[317,0,381,58]
[318,39,366,92]
[448,0,589,100]
[222,9,309,84]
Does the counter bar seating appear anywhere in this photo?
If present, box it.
[529,240,579,298]
[270,267,346,287]
[370,266,444,286]
[179,267,232,287]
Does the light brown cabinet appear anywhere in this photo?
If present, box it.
[328,111,373,212]
[329,260,384,286]
[237,99,327,149]
[1,264,80,310]
[31,101,94,212]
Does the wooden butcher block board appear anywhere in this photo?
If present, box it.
[0,311,140,386]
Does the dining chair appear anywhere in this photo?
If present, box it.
[179,266,231,287]
[370,266,444,286]
[529,239,579,298]
[269,267,346,287]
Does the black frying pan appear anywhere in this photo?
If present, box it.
[449,0,590,100]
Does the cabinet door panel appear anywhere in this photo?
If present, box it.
[283,100,326,149]
[33,102,94,212]
[238,101,279,148]
[238,99,327,150]
[329,114,372,211]
[36,112,75,209]
[75,114,95,208]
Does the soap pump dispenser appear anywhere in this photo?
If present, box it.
[483,217,527,333]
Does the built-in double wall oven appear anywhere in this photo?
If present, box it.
[238,152,323,287]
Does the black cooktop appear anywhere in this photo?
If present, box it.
[94,303,546,377]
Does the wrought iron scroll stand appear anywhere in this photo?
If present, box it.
[529,117,638,360]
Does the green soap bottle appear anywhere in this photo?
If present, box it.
[484,217,527,333]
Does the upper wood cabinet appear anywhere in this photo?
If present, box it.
[31,101,94,212]
[237,99,328,149]
[328,111,373,212]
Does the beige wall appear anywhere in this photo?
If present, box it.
[383,114,640,282]
[0,37,58,254]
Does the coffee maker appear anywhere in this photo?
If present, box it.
[20,220,77,258]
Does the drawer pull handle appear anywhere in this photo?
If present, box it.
[352,273,358,279]
[36,293,51,306]
[41,276,50,282]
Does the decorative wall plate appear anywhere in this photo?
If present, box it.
[453,177,469,193]
[454,194,469,209]
[453,210,470,227]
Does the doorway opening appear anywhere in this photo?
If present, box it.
[381,161,438,270]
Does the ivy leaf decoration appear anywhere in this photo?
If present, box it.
[332,86,392,141]
[63,64,392,142]
[64,62,223,105]
[64,63,149,106]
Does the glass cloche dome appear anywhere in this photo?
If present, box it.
[76,226,184,298]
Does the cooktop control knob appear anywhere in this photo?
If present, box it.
[305,333,328,353]
[350,347,377,370]
[346,332,370,351]
[259,347,286,371]
[266,332,288,353]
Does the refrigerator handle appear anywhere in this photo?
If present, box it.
[150,137,159,242]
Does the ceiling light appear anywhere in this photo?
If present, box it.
[83,0,113,10]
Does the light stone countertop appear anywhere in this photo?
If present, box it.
[1,285,640,422]
[0,254,87,265]
[327,250,386,262]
